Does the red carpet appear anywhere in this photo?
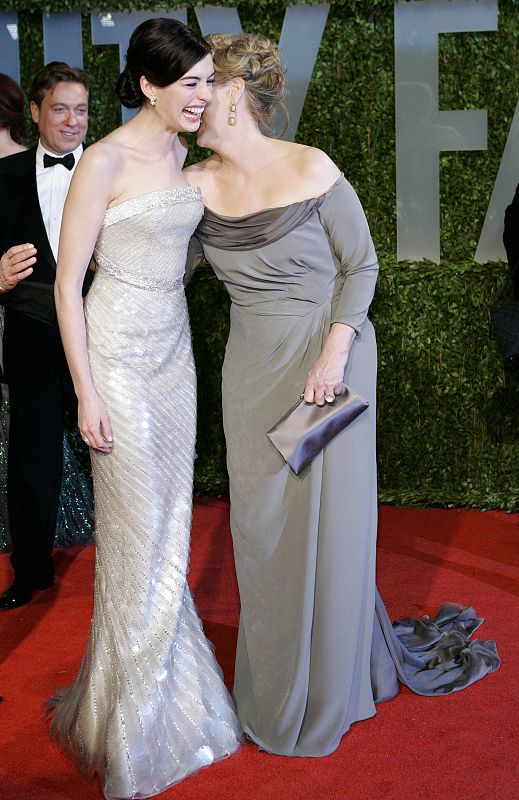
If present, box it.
[0,502,517,800]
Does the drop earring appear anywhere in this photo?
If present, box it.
[228,102,236,126]
[150,97,156,107]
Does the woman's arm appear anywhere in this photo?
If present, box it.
[183,235,205,286]
[55,145,116,452]
[304,322,357,405]
[304,176,379,405]
[182,163,211,284]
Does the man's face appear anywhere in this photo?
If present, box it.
[30,81,88,155]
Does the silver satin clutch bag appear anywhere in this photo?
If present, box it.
[267,387,369,475]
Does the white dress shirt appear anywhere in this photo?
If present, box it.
[35,141,84,261]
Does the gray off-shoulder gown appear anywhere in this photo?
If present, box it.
[194,176,499,757]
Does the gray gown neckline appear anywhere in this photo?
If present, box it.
[196,174,344,251]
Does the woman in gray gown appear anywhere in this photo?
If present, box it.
[184,33,499,758]
[50,20,241,799]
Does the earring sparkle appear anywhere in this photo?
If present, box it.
[228,103,236,126]
[150,97,156,107]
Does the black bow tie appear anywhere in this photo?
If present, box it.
[43,152,75,170]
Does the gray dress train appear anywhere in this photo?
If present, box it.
[49,187,241,799]
[195,175,499,757]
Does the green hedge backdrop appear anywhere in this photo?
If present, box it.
[3,0,518,510]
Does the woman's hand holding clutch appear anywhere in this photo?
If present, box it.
[304,322,356,405]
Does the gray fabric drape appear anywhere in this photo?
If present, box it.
[195,176,499,756]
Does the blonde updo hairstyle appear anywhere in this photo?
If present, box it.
[208,33,287,129]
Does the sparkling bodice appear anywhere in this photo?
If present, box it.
[94,186,202,291]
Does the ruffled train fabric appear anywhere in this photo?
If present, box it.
[372,592,500,700]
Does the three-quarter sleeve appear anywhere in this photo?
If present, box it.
[317,177,379,333]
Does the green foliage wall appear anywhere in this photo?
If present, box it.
[3,0,518,509]
[187,261,519,511]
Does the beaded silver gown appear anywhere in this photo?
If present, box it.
[49,187,241,799]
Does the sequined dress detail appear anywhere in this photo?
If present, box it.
[48,187,241,799]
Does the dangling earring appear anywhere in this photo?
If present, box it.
[228,102,236,126]
[150,97,156,107]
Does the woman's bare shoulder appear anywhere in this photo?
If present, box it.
[80,138,124,175]
[295,146,342,192]
[69,139,128,210]
[184,154,219,174]
[183,155,220,185]
[266,142,341,199]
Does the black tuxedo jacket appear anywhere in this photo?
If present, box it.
[503,181,519,298]
[0,145,91,325]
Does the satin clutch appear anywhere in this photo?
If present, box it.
[267,386,369,475]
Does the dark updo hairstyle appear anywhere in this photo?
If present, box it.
[116,18,211,109]
[0,73,27,144]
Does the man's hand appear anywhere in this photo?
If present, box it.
[0,244,37,293]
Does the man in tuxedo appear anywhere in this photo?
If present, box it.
[503,184,519,299]
[0,62,93,609]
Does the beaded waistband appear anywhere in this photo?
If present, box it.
[95,255,184,293]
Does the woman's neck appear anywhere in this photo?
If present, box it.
[210,127,280,176]
[0,128,26,158]
[117,107,181,159]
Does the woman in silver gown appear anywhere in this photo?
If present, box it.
[184,33,500,758]
[50,20,241,799]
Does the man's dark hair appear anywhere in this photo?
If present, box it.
[29,61,93,107]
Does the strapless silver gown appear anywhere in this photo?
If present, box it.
[49,187,241,799]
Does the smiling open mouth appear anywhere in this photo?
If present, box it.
[182,106,204,122]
